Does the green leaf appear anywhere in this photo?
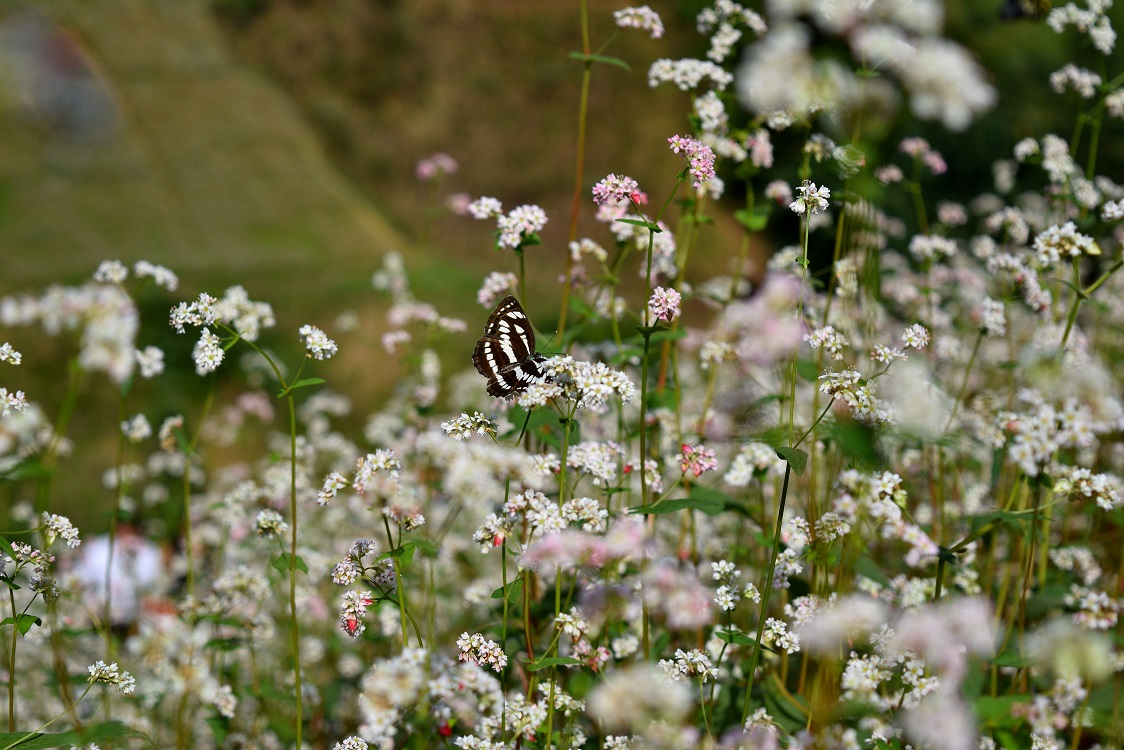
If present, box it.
[775,446,808,476]
[635,324,671,337]
[0,579,20,592]
[290,377,326,390]
[853,555,893,588]
[205,715,229,746]
[527,656,581,671]
[204,637,246,653]
[821,418,880,470]
[0,721,134,749]
[734,206,771,231]
[794,358,819,382]
[975,695,1026,727]
[271,553,309,576]
[714,628,757,647]
[1,614,42,636]
[402,539,439,559]
[491,580,523,605]
[0,537,17,561]
[992,648,1032,668]
[630,486,749,517]
[568,51,631,72]
[615,218,662,232]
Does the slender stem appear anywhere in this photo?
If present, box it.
[944,331,984,434]
[741,462,792,723]
[558,0,592,345]
[383,515,410,648]
[286,393,303,749]
[105,392,128,662]
[182,382,215,597]
[7,588,16,731]
[1059,256,1083,353]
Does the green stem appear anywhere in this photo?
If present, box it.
[105,393,128,662]
[384,515,411,648]
[944,330,984,434]
[7,587,15,732]
[558,0,593,345]
[741,462,792,724]
[182,382,216,597]
[286,393,303,749]
[1059,256,1083,353]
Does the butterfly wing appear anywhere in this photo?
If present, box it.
[473,296,541,398]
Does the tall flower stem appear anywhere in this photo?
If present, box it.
[285,392,304,748]
[383,515,411,648]
[7,588,16,732]
[558,0,593,344]
[182,381,216,597]
[105,392,129,662]
[741,462,793,723]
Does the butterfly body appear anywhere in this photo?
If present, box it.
[473,296,548,399]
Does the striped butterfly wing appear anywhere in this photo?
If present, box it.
[472,296,545,398]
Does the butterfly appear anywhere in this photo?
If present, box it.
[472,296,548,399]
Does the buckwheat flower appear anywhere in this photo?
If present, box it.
[1,389,28,418]
[191,328,224,374]
[382,504,425,531]
[134,346,164,378]
[977,298,1006,337]
[467,196,503,219]
[133,260,178,291]
[614,5,664,38]
[901,324,930,349]
[659,648,718,683]
[724,442,784,486]
[570,238,609,264]
[415,152,458,180]
[87,661,136,695]
[0,343,21,365]
[648,58,733,90]
[497,204,548,249]
[352,449,401,496]
[804,325,848,360]
[515,381,565,410]
[647,286,681,322]
[679,443,717,477]
[339,590,373,638]
[476,271,518,307]
[1042,133,1078,182]
[254,509,287,538]
[299,324,338,360]
[909,234,958,263]
[381,330,410,353]
[457,632,507,672]
[1047,1,1116,54]
[789,181,830,215]
[121,414,152,443]
[1106,89,1124,117]
[1027,618,1114,683]
[331,557,360,586]
[157,415,183,451]
[317,471,348,506]
[1066,584,1120,630]
[540,357,636,411]
[1033,222,1100,268]
[870,344,906,364]
[93,260,129,285]
[472,513,512,552]
[43,512,81,549]
[592,173,642,205]
[169,292,217,333]
[667,135,716,188]
[765,618,800,654]
[334,738,369,750]
[441,412,496,441]
[1050,64,1102,97]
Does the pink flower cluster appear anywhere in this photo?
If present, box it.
[668,135,716,188]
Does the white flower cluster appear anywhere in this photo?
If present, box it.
[647,58,733,91]
[87,660,136,695]
[527,356,636,412]
[299,324,338,360]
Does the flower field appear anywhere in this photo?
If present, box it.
[2,2,1124,749]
